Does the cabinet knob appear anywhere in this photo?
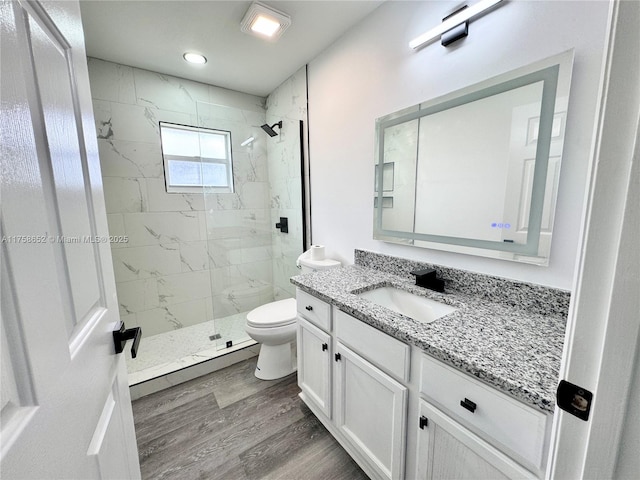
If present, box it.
[460,398,477,413]
[305,305,313,311]
[335,353,341,362]
[322,343,328,351]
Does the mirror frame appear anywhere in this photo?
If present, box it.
[373,50,574,265]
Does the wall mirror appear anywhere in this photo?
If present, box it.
[373,50,574,265]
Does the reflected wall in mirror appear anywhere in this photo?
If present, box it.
[373,50,574,265]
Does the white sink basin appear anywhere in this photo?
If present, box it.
[357,286,457,324]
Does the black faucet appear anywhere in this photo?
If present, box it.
[410,268,445,293]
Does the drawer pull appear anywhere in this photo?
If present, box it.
[322,343,328,351]
[460,398,477,413]
[305,305,313,311]
[419,416,429,430]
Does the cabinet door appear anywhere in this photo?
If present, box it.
[297,316,332,417]
[335,342,407,480]
[417,401,537,480]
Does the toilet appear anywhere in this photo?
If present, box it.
[245,251,341,380]
[246,298,298,380]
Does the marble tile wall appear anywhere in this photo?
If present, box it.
[265,66,308,300]
[88,58,274,337]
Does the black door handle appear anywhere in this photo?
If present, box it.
[322,343,328,351]
[113,321,142,358]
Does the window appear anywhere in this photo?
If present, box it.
[159,122,234,194]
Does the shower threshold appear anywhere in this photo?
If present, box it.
[125,313,255,386]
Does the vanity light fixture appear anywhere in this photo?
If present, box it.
[409,0,504,50]
[183,52,207,64]
[240,1,291,41]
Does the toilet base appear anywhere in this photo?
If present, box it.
[254,343,297,380]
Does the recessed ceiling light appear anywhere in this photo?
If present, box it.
[241,2,291,41]
[183,52,207,64]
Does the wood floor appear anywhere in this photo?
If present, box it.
[132,356,369,480]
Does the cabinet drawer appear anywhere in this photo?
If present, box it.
[335,309,410,382]
[297,289,331,331]
[420,355,550,472]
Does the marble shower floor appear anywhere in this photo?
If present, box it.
[126,312,254,386]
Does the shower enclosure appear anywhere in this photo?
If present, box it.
[198,101,305,349]
[124,100,306,385]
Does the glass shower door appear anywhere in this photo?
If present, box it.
[196,101,304,351]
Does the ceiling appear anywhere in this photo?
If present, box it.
[79,1,384,97]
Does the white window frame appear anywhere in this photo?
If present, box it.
[159,122,235,194]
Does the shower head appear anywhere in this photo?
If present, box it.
[261,121,282,137]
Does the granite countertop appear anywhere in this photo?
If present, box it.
[291,265,566,414]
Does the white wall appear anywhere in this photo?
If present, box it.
[307,0,610,289]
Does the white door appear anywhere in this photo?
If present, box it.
[501,100,567,255]
[334,342,407,480]
[1,1,140,478]
[548,1,640,477]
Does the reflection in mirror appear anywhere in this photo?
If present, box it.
[373,50,574,265]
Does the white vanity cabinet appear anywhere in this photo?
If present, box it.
[334,342,408,480]
[334,311,409,480]
[296,290,333,418]
[296,288,553,480]
[297,316,332,417]
[296,289,409,480]
[417,355,552,479]
[416,400,536,480]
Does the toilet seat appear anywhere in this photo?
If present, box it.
[246,298,297,328]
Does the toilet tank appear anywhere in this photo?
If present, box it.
[299,257,341,274]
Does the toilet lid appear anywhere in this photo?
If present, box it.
[246,298,297,328]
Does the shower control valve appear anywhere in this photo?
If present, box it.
[275,217,288,233]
